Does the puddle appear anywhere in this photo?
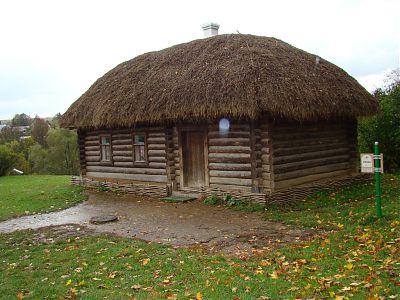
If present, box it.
[0,192,317,255]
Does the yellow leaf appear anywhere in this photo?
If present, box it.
[269,271,278,279]
[142,258,150,265]
[66,279,72,286]
[345,263,353,270]
[78,280,85,286]
[337,223,344,230]
[329,291,335,297]
[196,292,202,300]
[335,296,345,300]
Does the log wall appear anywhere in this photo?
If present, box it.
[207,123,253,192]
[83,128,168,183]
[271,121,356,190]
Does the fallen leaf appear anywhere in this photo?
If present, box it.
[16,292,24,300]
[142,258,150,266]
[269,271,278,279]
[345,263,353,270]
[131,284,142,291]
[196,292,202,300]
[66,279,72,286]
[232,287,238,293]
[108,271,118,278]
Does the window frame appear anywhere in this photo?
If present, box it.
[132,132,148,165]
[99,134,113,164]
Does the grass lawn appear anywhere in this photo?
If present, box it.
[0,175,86,221]
[0,175,398,299]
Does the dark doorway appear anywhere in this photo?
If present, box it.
[181,130,206,187]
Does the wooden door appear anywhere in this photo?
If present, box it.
[181,130,206,187]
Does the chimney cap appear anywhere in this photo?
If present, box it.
[202,22,220,38]
[202,22,220,30]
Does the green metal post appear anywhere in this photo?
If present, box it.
[374,141,383,218]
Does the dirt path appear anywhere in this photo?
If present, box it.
[0,192,316,255]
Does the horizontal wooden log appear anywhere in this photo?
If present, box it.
[274,170,350,190]
[149,157,167,163]
[112,144,133,151]
[112,156,133,162]
[274,154,350,174]
[112,139,132,145]
[274,162,350,182]
[209,170,252,179]
[113,161,134,167]
[209,153,250,159]
[148,144,166,150]
[85,140,99,146]
[85,145,100,151]
[148,132,165,137]
[86,150,100,156]
[148,149,166,156]
[86,156,100,162]
[208,163,251,171]
[112,150,132,156]
[273,142,349,157]
[272,136,347,149]
[208,145,251,154]
[86,171,167,183]
[210,177,252,186]
[86,166,165,175]
[209,156,251,163]
[208,138,250,146]
[273,148,349,165]
[85,135,99,141]
[147,137,166,144]
[208,131,250,139]
[112,134,131,140]
[149,162,166,168]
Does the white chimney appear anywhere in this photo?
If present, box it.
[202,22,219,38]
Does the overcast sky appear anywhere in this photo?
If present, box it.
[0,0,399,120]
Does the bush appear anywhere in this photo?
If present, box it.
[0,144,28,176]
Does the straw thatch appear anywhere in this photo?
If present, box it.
[60,34,377,129]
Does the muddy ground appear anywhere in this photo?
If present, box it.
[0,192,317,256]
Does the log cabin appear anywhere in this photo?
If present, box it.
[60,26,378,204]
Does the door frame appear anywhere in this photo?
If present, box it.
[178,125,209,189]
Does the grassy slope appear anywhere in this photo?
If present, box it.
[0,175,398,299]
[0,175,86,221]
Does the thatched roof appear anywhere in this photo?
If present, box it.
[60,34,377,129]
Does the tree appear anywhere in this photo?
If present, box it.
[0,127,21,144]
[358,69,400,172]
[0,142,29,176]
[28,128,80,175]
[31,116,49,146]
[11,113,32,126]
[29,143,49,174]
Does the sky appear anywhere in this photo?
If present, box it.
[0,0,399,120]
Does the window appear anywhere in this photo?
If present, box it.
[133,134,146,163]
[100,135,112,162]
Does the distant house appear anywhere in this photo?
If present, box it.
[61,26,377,203]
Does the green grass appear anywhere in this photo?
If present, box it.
[0,175,86,221]
[0,175,398,299]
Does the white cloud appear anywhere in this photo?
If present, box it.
[0,0,399,119]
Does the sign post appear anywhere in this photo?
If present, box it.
[374,142,383,218]
[360,142,383,218]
